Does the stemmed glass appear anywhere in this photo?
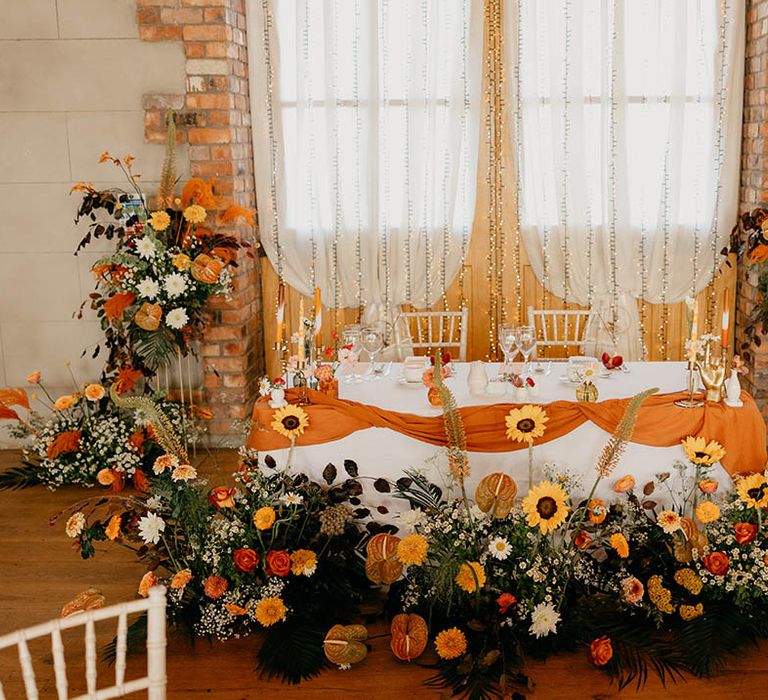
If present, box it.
[516,325,537,377]
[498,323,518,371]
[341,326,363,384]
[360,327,384,381]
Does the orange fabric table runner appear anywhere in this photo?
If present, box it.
[248,389,767,475]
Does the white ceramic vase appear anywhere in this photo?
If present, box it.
[467,361,489,395]
[269,386,287,408]
[724,372,743,407]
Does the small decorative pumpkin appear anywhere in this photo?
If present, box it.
[191,253,224,284]
[390,613,428,661]
[475,472,517,519]
[323,624,368,666]
[365,533,403,585]
[134,302,162,331]
[576,380,599,403]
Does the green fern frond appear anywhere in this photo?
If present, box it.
[0,463,43,490]
[110,385,188,463]
[596,387,658,477]
[156,110,177,209]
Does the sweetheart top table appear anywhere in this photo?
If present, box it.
[248,361,767,506]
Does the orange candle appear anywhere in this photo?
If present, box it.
[721,287,730,349]
[276,282,285,345]
[313,287,322,342]
[297,297,305,363]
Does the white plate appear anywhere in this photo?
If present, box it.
[397,377,425,389]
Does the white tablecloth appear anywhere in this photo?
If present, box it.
[271,361,733,518]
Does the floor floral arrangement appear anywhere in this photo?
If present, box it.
[46,357,768,698]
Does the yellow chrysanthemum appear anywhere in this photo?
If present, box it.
[172,253,191,270]
[253,506,276,530]
[681,436,726,466]
[254,596,287,627]
[679,603,704,621]
[737,473,768,509]
[505,404,549,444]
[521,481,569,534]
[694,500,720,524]
[148,210,171,232]
[290,549,318,576]
[271,405,310,440]
[434,628,467,660]
[657,510,682,534]
[454,562,486,593]
[674,568,703,595]
[610,532,630,558]
[183,204,207,224]
[397,534,429,566]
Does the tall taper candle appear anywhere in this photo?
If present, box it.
[297,297,305,363]
[721,288,730,349]
[313,287,322,343]
[276,282,285,345]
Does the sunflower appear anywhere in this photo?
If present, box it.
[505,404,549,443]
[736,473,768,509]
[521,481,569,534]
[681,436,726,466]
[271,405,310,440]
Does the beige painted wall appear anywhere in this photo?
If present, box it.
[0,0,188,440]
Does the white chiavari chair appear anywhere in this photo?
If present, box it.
[527,307,597,357]
[391,308,469,361]
[0,586,167,700]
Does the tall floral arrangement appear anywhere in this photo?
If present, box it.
[72,112,253,378]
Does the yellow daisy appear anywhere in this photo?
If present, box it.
[271,405,310,440]
[148,210,171,232]
[681,436,726,466]
[434,628,467,660]
[505,404,549,444]
[183,204,207,224]
[521,480,569,534]
[397,534,429,566]
[254,596,287,627]
[455,562,486,593]
[736,473,768,509]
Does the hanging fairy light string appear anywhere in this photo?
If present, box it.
[457,0,471,310]
[352,0,364,320]
[534,5,550,314]
[691,2,707,302]
[260,0,284,312]
[379,0,392,339]
[560,0,572,307]
[404,2,414,309]
[422,0,433,312]
[331,0,342,326]
[495,0,507,329]
[301,4,318,294]
[607,0,619,344]
[659,149,672,360]
[707,0,730,334]
[511,0,523,324]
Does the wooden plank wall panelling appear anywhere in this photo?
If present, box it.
[260,240,737,380]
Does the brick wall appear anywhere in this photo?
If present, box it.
[138,0,264,438]
[738,0,768,421]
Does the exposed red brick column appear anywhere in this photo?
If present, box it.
[138,0,264,437]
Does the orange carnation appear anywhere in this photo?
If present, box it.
[103,293,136,322]
[105,514,122,541]
[53,394,78,411]
[613,475,635,493]
[170,569,193,590]
[47,430,81,459]
[138,571,157,598]
[26,371,41,384]
[203,575,229,599]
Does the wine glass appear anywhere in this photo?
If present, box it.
[360,327,384,380]
[498,324,518,375]
[516,325,537,377]
[341,326,363,384]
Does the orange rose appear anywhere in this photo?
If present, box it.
[702,551,729,576]
[53,394,78,411]
[265,550,291,577]
[97,468,116,486]
[203,575,229,599]
[613,475,635,493]
[233,547,260,573]
[138,571,157,598]
[698,479,719,494]
[589,636,613,666]
[496,593,517,614]
[587,498,607,525]
[26,371,41,384]
[734,522,757,545]
[208,486,236,509]
[84,384,105,401]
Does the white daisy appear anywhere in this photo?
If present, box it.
[280,492,304,506]
[65,512,86,538]
[165,307,189,330]
[138,511,166,545]
[135,236,156,260]
[163,272,188,298]
[488,536,512,561]
[529,602,561,638]
[137,278,160,299]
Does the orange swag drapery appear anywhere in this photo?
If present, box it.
[248,389,767,475]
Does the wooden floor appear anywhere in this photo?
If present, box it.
[2,449,767,699]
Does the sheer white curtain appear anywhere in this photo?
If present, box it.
[506,0,744,359]
[247,0,482,324]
